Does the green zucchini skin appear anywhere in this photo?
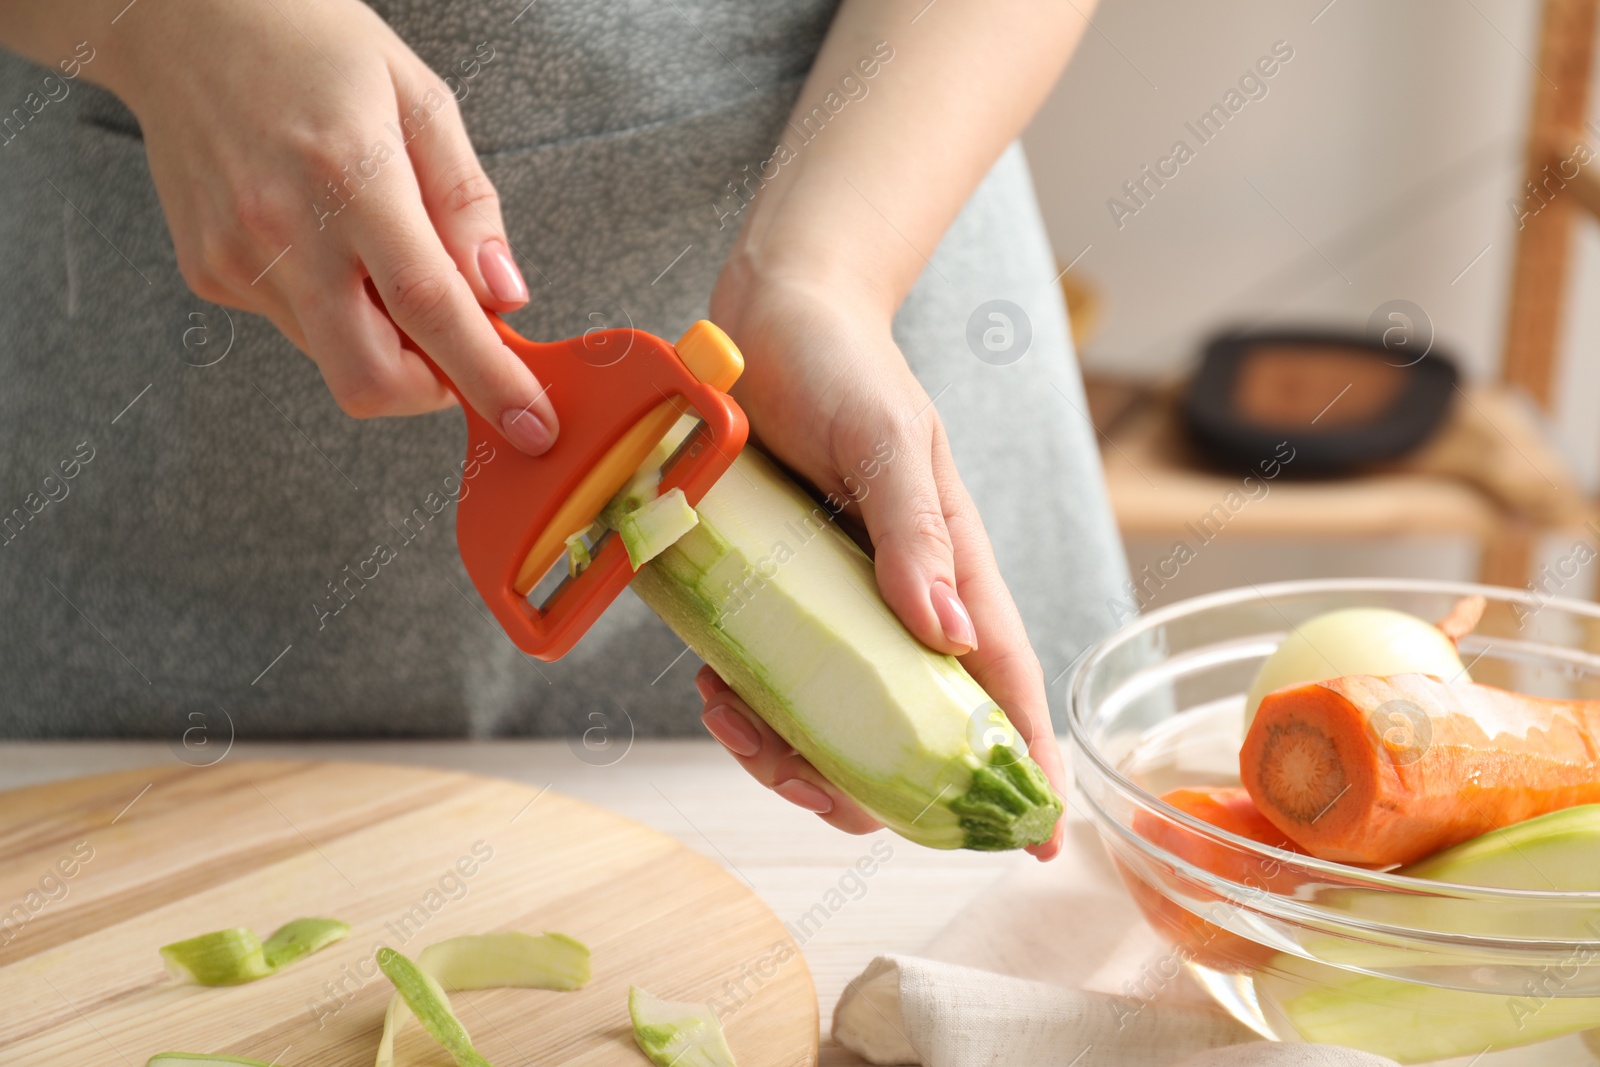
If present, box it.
[626,447,1061,851]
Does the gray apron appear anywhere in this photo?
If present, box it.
[0,1,1127,738]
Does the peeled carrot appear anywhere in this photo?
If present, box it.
[1137,786,1305,876]
[1241,673,1600,865]
[1123,787,1305,971]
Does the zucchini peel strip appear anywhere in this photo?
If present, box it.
[160,918,349,986]
[374,932,591,1067]
[376,949,489,1067]
[629,986,738,1067]
[159,928,272,986]
[261,918,352,971]
[613,487,699,569]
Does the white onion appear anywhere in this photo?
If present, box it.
[1243,607,1466,731]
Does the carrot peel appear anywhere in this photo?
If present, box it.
[1434,595,1486,645]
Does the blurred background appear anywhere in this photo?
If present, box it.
[1021,0,1600,610]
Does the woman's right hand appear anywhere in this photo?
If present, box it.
[107,0,559,453]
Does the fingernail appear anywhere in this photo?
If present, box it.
[774,779,834,814]
[930,580,977,651]
[703,704,761,758]
[478,239,528,305]
[501,405,555,455]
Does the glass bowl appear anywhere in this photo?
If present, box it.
[1067,579,1600,1066]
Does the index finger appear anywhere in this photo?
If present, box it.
[351,179,558,454]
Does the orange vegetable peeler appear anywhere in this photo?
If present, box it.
[423,316,748,661]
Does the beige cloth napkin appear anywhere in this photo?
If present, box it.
[833,819,1399,1067]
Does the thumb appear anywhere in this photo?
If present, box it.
[856,426,977,657]
[403,79,530,311]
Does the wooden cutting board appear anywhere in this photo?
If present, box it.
[0,760,818,1066]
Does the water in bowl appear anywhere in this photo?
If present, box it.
[1115,694,1600,1067]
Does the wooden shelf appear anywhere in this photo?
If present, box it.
[1098,383,1591,541]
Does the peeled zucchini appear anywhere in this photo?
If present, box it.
[616,445,1061,851]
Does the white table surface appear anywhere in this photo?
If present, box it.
[0,739,1033,1064]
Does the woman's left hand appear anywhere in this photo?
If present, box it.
[694,266,1066,860]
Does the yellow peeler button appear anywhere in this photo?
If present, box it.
[675,320,744,393]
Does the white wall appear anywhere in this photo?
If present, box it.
[1023,0,1600,600]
